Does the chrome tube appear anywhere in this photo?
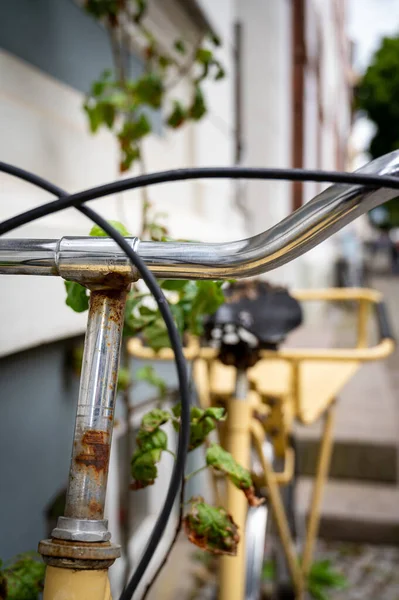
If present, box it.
[0,151,398,281]
[52,288,127,542]
[0,236,140,284]
[0,238,58,275]
[138,151,399,278]
[56,236,139,286]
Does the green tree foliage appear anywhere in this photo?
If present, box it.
[356,35,399,228]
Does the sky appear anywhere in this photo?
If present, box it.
[349,0,399,160]
[349,0,399,72]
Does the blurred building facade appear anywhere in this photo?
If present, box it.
[0,0,352,583]
[236,0,352,288]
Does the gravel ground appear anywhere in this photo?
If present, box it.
[313,540,399,600]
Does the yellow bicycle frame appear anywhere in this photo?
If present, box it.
[128,287,394,600]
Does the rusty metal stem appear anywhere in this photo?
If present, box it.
[64,288,127,521]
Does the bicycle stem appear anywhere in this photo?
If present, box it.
[39,286,126,571]
[51,288,127,541]
[1,151,399,282]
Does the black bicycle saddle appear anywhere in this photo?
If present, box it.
[205,280,303,368]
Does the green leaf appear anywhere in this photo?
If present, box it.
[125,311,157,335]
[135,365,167,397]
[125,291,145,318]
[195,48,215,81]
[173,406,226,451]
[206,444,252,489]
[158,54,173,69]
[204,407,226,420]
[307,583,329,600]
[106,92,128,109]
[1,553,45,600]
[84,103,104,133]
[188,414,222,451]
[207,31,221,47]
[309,560,348,589]
[133,73,163,108]
[102,102,116,128]
[262,560,275,581]
[84,0,120,21]
[120,144,141,172]
[117,367,131,392]
[144,321,172,351]
[89,220,131,237]
[214,61,226,81]
[64,281,89,313]
[136,427,168,452]
[160,280,188,292]
[119,114,152,143]
[139,305,155,316]
[166,100,187,128]
[183,497,239,555]
[130,409,170,489]
[191,281,224,316]
[196,48,213,65]
[130,448,161,489]
[141,408,171,432]
[187,280,224,335]
[205,444,265,507]
[189,85,207,120]
[92,78,108,97]
[174,39,186,54]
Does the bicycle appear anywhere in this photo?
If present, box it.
[0,149,399,600]
[129,283,394,599]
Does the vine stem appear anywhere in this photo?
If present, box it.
[165,35,203,91]
[141,479,186,600]
[185,465,208,482]
[108,25,126,83]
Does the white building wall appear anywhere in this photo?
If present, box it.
[236,0,295,285]
[196,0,245,238]
[300,0,352,293]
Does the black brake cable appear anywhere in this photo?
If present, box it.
[3,164,399,236]
[1,160,399,599]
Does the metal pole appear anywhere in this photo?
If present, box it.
[52,287,127,541]
[219,369,251,600]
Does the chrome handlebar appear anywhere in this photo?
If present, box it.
[1,151,399,283]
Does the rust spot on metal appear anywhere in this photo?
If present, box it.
[75,429,110,473]
[89,288,127,334]
[89,500,103,517]
[88,275,131,291]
